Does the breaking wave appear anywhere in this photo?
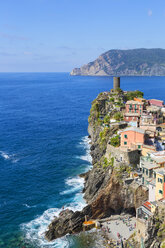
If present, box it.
[60,176,84,195]
[21,136,92,247]
[77,136,92,164]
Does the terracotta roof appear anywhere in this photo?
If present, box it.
[149,99,164,107]
[143,201,151,211]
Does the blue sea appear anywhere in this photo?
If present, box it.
[0,73,165,248]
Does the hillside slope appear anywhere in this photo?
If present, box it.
[71,48,165,76]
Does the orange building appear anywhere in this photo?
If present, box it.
[120,127,145,150]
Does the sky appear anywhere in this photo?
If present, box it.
[0,0,165,72]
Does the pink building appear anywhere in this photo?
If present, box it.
[125,100,144,114]
[149,99,164,107]
[120,127,145,150]
[124,100,144,124]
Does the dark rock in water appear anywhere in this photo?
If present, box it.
[79,171,89,178]
[45,206,92,241]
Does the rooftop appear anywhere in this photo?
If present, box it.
[149,99,164,103]
[141,161,159,170]
[143,201,151,211]
[150,201,157,206]
[124,113,140,117]
[147,105,161,112]
[126,100,144,105]
[120,127,145,134]
[150,151,165,163]
[154,168,165,176]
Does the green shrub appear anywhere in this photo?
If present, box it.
[102,156,114,169]
[99,127,110,144]
[110,97,115,102]
[103,115,110,124]
[125,90,144,101]
[113,112,123,121]
[110,135,120,147]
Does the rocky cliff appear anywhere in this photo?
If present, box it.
[144,204,165,248]
[71,48,165,76]
[45,89,149,242]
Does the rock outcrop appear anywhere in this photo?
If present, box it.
[71,48,165,76]
[144,204,165,248]
[45,206,92,241]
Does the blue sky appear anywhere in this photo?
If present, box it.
[0,0,165,72]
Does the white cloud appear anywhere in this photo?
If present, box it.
[148,9,153,17]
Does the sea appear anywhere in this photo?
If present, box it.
[0,73,165,248]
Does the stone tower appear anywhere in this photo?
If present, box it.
[113,77,120,90]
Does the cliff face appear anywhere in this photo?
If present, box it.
[144,204,165,248]
[71,48,165,76]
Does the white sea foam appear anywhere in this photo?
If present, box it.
[21,136,91,247]
[23,203,37,209]
[60,176,84,195]
[77,136,92,164]
[0,151,19,163]
[21,207,69,248]
[21,197,86,248]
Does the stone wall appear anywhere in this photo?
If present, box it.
[136,218,147,243]
[105,144,140,165]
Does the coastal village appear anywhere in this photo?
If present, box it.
[88,77,165,247]
[45,77,165,248]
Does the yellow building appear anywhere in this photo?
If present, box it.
[155,168,165,201]
[150,201,157,213]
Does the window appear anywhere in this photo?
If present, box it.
[159,190,163,194]
[124,134,127,138]
[158,178,163,183]
[146,169,148,175]
[124,141,127,145]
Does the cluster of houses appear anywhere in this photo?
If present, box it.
[96,78,165,243]
[117,94,165,242]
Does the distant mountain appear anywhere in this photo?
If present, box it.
[70,48,165,76]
